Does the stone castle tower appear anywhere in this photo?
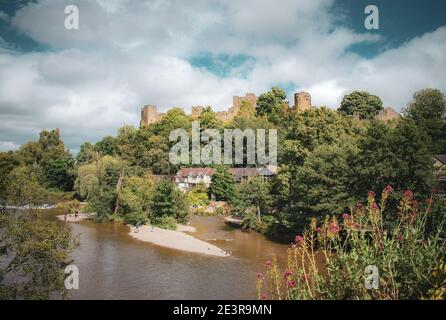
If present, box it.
[140,105,165,126]
[294,91,312,112]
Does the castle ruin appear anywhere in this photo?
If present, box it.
[141,92,259,126]
[294,91,312,112]
[140,91,401,126]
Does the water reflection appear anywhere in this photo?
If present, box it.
[43,210,288,300]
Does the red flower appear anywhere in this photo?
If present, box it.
[368,191,376,198]
[287,280,296,288]
[371,202,380,212]
[284,269,294,278]
[256,272,263,279]
[294,235,304,244]
[329,222,341,234]
[396,234,403,242]
[260,294,268,300]
[403,190,414,200]
[265,260,272,268]
[315,227,322,233]
[350,222,360,230]
[411,200,419,208]
[342,213,351,220]
[384,185,394,194]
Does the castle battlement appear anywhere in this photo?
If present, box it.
[140,93,259,126]
[140,92,316,126]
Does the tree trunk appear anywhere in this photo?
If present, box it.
[113,169,125,216]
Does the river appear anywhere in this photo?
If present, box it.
[42,209,289,300]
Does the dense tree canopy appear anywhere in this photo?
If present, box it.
[338,91,383,119]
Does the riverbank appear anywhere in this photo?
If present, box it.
[128,224,230,257]
[56,213,94,223]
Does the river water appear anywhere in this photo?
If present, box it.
[43,209,289,300]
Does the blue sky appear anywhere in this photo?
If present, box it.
[0,0,445,152]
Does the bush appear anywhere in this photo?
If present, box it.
[256,187,446,300]
[152,215,177,230]
[124,210,148,226]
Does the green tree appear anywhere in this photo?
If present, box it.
[256,87,287,123]
[76,142,95,164]
[6,166,42,207]
[1,163,77,299]
[296,143,357,216]
[95,136,117,156]
[403,88,446,153]
[117,174,154,222]
[116,126,173,174]
[150,180,189,225]
[208,166,235,202]
[188,183,209,207]
[338,91,383,119]
[352,119,435,199]
[0,214,77,299]
[199,106,223,130]
[233,177,272,222]
[0,152,21,204]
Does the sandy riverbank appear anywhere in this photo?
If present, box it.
[128,225,230,257]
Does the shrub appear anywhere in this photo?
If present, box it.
[256,187,446,300]
[152,215,177,230]
[124,210,148,226]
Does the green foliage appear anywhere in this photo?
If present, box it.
[76,142,95,164]
[188,183,209,207]
[95,136,117,156]
[0,142,78,299]
[352,119,435,199]
[0,213,77,299]
[257,189,446,300]
[403,88,446,154]
[5,166,42,206]
[117,175,154,218]
[150,180,189,224]
[116,126,173,174]
[152,215,177,230]
[296,143,357,216]
[256,87,287,123]
[208,166,235,202]
[233,177,273,221]
[199,107,223,130]
[338,91,383,119]
[124,210,148,227]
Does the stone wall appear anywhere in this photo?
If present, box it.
[140,92,259,126]
[294,91,312,112]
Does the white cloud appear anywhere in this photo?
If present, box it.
[0,141,20,152]
[0,0,445,151]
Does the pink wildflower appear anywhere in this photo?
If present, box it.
[294,235,304,244]
[287,280,296,288]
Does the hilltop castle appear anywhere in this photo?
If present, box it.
[140,91,312,126]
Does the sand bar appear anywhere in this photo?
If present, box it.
[129,225,230,257]
[56,213,94,223]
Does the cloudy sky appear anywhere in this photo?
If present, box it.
[0,0,445,152]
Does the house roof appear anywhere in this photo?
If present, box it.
[176,166,278,180]
[176,167,215,177]
[434,155,446,164]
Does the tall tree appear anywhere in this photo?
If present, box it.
[150,180,189,223]
[208,166,235,202]
[338,91,383,119]
[403,88,446,153]
[256,87,287,123]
